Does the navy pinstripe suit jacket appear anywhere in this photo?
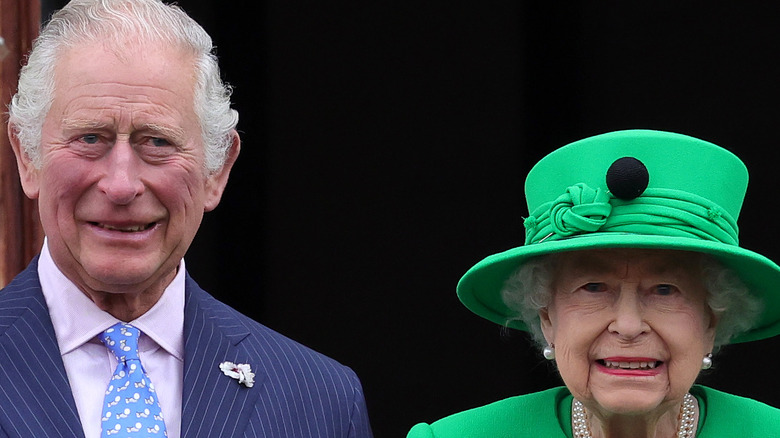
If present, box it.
[0,258,373,437]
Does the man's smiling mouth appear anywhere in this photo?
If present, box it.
[92,222,156,232]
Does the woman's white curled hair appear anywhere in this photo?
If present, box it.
[8,0,238,173]
[502,253,763,351]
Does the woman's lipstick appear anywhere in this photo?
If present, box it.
[596,357,663,376]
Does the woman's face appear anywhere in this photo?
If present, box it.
[540,249,717,418]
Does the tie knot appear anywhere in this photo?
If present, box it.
[99,323,141,362]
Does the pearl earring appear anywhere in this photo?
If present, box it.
[702,353,713,370]
[542,344,556,360]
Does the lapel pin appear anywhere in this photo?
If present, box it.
[219,361,255,388]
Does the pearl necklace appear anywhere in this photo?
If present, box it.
[572,393,697,438]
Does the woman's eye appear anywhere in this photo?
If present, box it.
[583,283,607,293]
[654,284,675,296]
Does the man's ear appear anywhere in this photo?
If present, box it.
[7,121,40,200]
[204,129,241,212]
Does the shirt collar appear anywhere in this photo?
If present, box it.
[38,238,185,361]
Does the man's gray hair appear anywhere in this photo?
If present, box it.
[8,0,238,173]
[502,252,763,351]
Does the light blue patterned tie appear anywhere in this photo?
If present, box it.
[99,323,168,437]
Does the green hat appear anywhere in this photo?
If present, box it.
[457,129,780,343]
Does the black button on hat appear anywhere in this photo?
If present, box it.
[606,157,649,200]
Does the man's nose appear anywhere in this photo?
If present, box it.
[96,141,145,205]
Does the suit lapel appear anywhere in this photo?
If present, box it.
[181,275,263,438]
[0,259,85,438]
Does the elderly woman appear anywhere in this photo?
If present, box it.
[407,130,780,437]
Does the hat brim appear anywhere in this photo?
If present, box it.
[457,234,780,344]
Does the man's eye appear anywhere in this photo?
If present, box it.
[151,137,171,147]
[82,134,100,144]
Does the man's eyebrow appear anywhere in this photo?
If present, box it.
[139,123,186,142]
[60,119,187,142]
[61,118,111,130]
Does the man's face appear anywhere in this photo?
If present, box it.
[18,41,235,298]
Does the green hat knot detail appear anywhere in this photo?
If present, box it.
[549,183,612,237]
[522,216,538,230]
[525,183,612,243]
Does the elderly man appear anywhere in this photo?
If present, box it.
[1,0,373,437]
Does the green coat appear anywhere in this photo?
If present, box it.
[407,385,780,437]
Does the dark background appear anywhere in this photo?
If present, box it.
[40,2,780,436]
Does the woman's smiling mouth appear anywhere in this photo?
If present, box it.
[597,359,662,370]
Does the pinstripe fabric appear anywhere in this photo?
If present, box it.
[181,276,373,438]
[0,258,85,438]
[0,260,373,438]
